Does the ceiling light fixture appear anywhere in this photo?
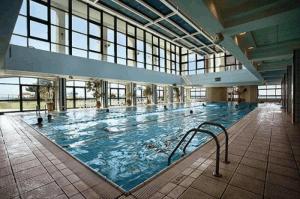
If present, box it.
[239,32,246,36]
[248,46,254,50]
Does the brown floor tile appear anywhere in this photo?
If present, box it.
[21,182,63,199]
[191,175,227,198]
[17,173,54,193]
[167,185,186,198]
[0,166,12,177]
[264,182,300,199]
[0,182,19,199]
[268,163,300,180]
[148,192,165,199]
[222,185,262,199]
[266,172,300,193]
[179,187,215,199]
[240,157,267,171]
[12,159,41,173]
[62,184,79,197]
[15,165,47,182]
[0,174,16,189]
[236,164,266,181]
[230,173,264,195]
[73,180,89,192]
[160,183,177,195]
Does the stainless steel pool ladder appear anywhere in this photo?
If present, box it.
[183,122,230,164]
[167,128,222,177]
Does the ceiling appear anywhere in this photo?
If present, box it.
[168,0,300,84]
[212,0,300,84]
[81,0,224,55]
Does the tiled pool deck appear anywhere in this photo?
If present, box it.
[0,104,300,199]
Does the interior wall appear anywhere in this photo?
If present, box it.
[239,85,258,103]
[206,87,227,102]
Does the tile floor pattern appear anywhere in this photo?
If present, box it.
[0,104,300,199]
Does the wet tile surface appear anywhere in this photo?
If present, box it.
[1,104,300,199]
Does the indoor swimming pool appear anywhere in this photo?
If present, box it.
[22,102,257,191]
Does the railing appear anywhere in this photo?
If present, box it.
[36,105,41,116]
[183,121,230,164]
[167,128,222,177]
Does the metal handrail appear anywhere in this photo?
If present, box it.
[183,121,230,164]
[36,105,41,116]
[167,128,222,177]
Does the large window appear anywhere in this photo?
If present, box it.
[11,0,181,75]
[66,80,95,108]
[258,84,281,101]
[157,86,164,103]
[0,77,53,112]
[136,85,147,105]
[108,83,126,106]
[190,88,206,101]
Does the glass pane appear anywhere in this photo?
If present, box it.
[72,16,87,34]
[89,38,101,52]
[89,52,102,60]
[75,88,85,99]
[117,32,126,45]
[30,1,48,20]
[117,45,126,58]
[22,86,37,100]
[20,77,38,85]
[0,77,19,84]
[103,13,114,29]
[73,0,87,18]
[51,8,69,28]
[72,32,87,49]
[51,26,69,45]
[0,101,20,112]
[117,19,126,33]
[10,35,27,47]
[72,48,87,58]
[89,23,101,37]
[66,87,74,99]
[127,37,135,48]
[0,85,20,100]
[13,16,27,36]
[51,0,68,11]
[89,7,101,23]
[30,20,48,40]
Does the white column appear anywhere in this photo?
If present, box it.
[180,86,185,103]
[152,84,157,104]
[168,85,173,103]
[55,77,66,111]
[101,80,108,108]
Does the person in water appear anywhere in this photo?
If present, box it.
[164,105,168,110]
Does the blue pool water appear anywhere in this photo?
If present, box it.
[22,102,256,191]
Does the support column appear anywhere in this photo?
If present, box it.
[163,86,168,104]
[206,87,227,102]
[132,83,137,106]
[180,86,185,103]
[185,87,191,103]
[55,77,66,111]
[238,86,258,103]
[293,49,300,123]
[168,85,173,103]
[101,80,108,108]
[152,84,157,104]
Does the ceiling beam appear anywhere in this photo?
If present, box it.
[258,59,291,72]
[223,7,300,36]
[248,38,300,61]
